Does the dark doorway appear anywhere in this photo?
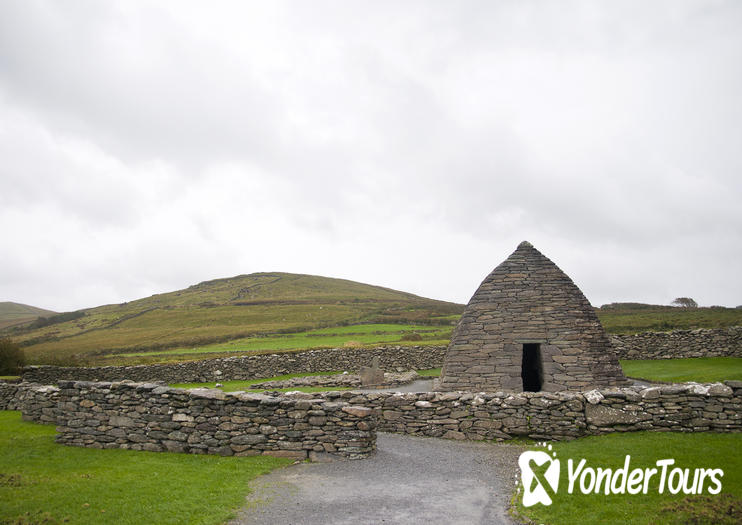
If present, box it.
[521,344,543,392]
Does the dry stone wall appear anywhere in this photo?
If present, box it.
[22,345,446,385]
[0,382,20,410]
[611,327,742,360]
[0,382,59,424]
[53,381,375,459]
[3,381,740,455]
[343,382,742,440]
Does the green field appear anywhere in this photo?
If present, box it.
[516,432,742,525]
[0,411,291,525]
[621,357,742,383]
[120,323,451,361]
[596,304,742,334]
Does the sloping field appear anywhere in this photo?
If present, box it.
[596,303,742,333]
[4,279,740,367]
[3,273,463,364]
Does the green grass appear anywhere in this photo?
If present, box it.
[0,375,20,381]
[255,386,352,393]
[620,357,742,383]
[516,432,742,525]
[120,323,452,359]
[417,368,441,377]
[0,410,291,524]
[596,305,742,334]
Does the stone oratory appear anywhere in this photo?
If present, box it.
[438,241,628,392]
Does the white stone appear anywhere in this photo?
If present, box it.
[584,390,604,405]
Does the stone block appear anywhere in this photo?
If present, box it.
[231,434,267,445]
[109,415,135,427]
[585,404,642,426]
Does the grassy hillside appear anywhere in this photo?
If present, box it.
[3,273,463,364]
[596,303,742,334]
[4,282,740,367]
[0,302,57,330]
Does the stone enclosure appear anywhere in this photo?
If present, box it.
[2,380,740,458]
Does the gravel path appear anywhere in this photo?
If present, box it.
[230,432,525,525]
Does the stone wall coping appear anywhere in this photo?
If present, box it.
[55,379,740,404]
[57,380,377,415]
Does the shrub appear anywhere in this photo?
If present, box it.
[28,310,85,329]
[0,338,25,375]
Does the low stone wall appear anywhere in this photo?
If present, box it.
[0,382,20,410]
[612,327,742,360]
[16,384,60,424]
[0,382,60,424]
[22,345,447,384]
[3,381,740,456]
[54,381,375,459]
[332,381,742,440]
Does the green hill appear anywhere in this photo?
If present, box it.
[596,302,742,333]
[0,302,57,330]
[3,272,463,364]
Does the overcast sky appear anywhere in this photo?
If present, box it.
[1,1,740,312]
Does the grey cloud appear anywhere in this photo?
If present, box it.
[0,0,740,311]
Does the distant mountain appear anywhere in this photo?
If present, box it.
[0,302,57,330]
[4,272,464,363]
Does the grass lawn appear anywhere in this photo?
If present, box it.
[0,411,291,525]
[516,432,742,525]
[620,357,742,383]
[417,368,441,377]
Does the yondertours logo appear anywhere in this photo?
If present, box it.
[517,443,724,507]
[519,444,560,506]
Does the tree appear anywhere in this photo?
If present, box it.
[0,338,25,375]
[671,297,698,308]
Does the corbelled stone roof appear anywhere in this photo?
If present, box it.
[438,241,627,392]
